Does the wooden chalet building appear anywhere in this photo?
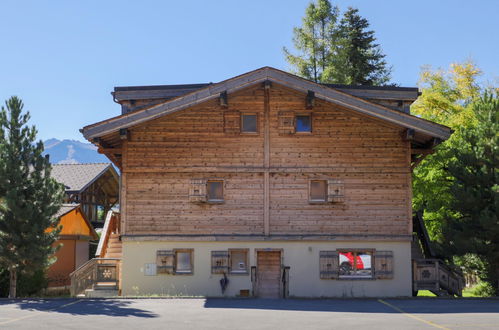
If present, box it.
[80,67,453,298]
[47,204,98,287]
[51,163,120,225]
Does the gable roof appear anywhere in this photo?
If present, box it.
[82,66,451,141]
[51,163,116,192]
[53,203,98,240]
[54,203,79,219]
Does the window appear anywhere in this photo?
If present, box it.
[296,114,311,132]
[338,251,372,278]
[175,250,193,274]
[211,249,249,275]
[241,114,257,133]
[229,249,248,274]
[310,180,327,202]
[207,180,224,202]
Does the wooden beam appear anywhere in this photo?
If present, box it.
[306,90,315,109]
[411,148,434,155]
[263,80,271,236]
[98,147,122,155]
[219,91,228,108]
[404,128,415,141]
[119,128,129,140]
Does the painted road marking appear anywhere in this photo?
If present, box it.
[0,299,81,326]
[378,299,450,330]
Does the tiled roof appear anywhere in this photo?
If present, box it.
[54,203,79,219]
[51,163,111,192]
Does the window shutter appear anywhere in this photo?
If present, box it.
[375,251,394,279]
[156,250,175,274]
[224,111,241,135]
[327,179,345,203]
[211,251,229,274]
[319,251,339,279]
[278,111,295,134]
[189,179,207,203]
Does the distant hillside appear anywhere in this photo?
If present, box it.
[43,138,109,164]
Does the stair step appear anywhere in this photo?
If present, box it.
[85,289,118,298]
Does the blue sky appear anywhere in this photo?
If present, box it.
[0,0,497,142]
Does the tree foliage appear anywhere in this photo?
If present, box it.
[284,0,391,85]
[443,93,499,294]
[412,61,499,294]
[0,97,64,298]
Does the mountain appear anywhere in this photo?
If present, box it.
[43,138,109,164]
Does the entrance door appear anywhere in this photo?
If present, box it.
[256,251,281,298]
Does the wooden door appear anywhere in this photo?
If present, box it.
[256,251,281,298]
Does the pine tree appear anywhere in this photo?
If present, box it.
[443,92,499,295]
[0,97,64,298]
[284,1,391,85]
[283,0,339,82]
[329,7,391,85]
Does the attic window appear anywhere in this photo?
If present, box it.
[241,114,257,133]
[207,180,224,203]
[296,114,312,133]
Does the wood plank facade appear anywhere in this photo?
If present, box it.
[119,83,412,238]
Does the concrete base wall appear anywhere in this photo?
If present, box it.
[121,240,412,298]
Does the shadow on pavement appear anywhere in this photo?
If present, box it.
[0,299,158,318]
[204,298,499,314]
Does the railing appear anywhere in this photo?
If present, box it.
[413,259,464,296]
[96,211,120,258]
[70,258,121,297]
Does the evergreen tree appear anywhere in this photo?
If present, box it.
[330,7,391,85]
[283,0,339,82]
[284,1,391,85]
[443,93,499,295]
[0,97,63,298]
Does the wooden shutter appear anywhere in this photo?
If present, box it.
[327,179,345,203]
[211,251,229,274]
[224,110,241,135]
[189,179,207,203]
[278,111,295,135]
[157,250,175,274]
[375,251,394,279]
[319,251,339,279]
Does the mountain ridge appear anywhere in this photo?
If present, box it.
[43,138,109,164]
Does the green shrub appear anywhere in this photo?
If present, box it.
[0,268,48,297]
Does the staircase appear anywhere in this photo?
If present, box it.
[412,212,464,297]
[70,211,122,297]
[104,233,122,258]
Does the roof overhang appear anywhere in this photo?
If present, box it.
[82,67,451,142]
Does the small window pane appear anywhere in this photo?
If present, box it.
[207,181,223,201]
[296,115,311,132]
[230,250,248,273]
[310,180,327,201]
[339,251,372,278]
[241,114,257,133]
[339,252,355,277]
[176,252,192,273]
[356,252,372,277]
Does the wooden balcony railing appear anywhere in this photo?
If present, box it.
[70,258,121,297]
[413,259,464,296]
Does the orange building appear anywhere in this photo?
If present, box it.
[47,204,98,287]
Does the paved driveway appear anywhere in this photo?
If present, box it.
[0,298,498,329]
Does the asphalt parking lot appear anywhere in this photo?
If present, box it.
[0,298,498,329]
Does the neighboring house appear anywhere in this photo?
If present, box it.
[51,163,120,225]
[47,204,98,287]
[47,163,119,288]
[79,67,455,298]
